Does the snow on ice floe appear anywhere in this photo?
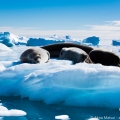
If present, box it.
[0,105,26,116]
[0,43,12,52]
[0,63,6,71]
[1,58,120,108]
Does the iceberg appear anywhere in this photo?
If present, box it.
[0,32,28,47]
[0,105,26,116]
[82,36,100,46]
[112,40,120,46]
[27,35,81,46]
[0,57,120,108]
[27,37,65,46]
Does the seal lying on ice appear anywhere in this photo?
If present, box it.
[20,47,50,64]
[89,49,120,67]
[41,43,93,58]
[59,47,92,64]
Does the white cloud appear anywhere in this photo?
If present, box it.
[85,21,120,44]
[0,20,120,45]
[107,20,120,26]
[89,25,120,31]
[87,21,120,30]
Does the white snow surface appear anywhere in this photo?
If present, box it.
[0,45,120,108]
[0,43,12,52]
[0,63,6,72]
[0,105,26,116]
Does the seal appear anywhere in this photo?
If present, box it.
[59,47,92,64]
[20,47,50,64]
[41,43,93,58]
[89,49,120,67]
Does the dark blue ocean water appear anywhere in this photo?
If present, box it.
[0,96,120,120]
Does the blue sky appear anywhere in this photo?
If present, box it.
[0,0,120,44]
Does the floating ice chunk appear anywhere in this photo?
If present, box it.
[0,106,8,111]
[112,40,120,46]
[55,115,70,120]
[88,118,99,120]
[82,36,100,45]
[0,105,26,116]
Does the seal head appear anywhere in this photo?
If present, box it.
[20,47,50,64]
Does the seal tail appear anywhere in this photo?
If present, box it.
[84,56,93,64]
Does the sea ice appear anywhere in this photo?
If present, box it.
[82,36,100,46]
[88,118,99,120]
[0,43,12,52]
[0,37,120,108]
[0,105,26,116]
[55,115,70,120]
